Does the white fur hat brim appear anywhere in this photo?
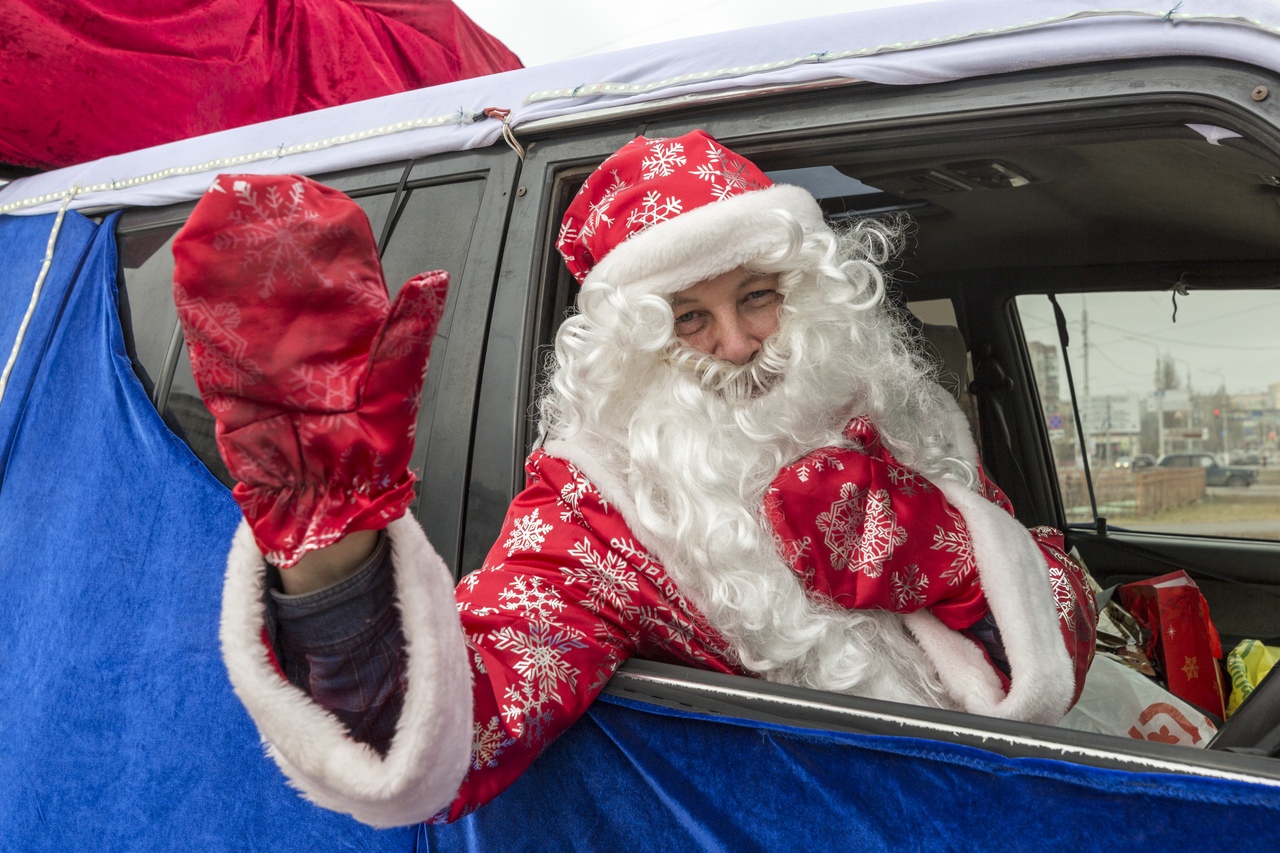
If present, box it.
[583,184,828,297]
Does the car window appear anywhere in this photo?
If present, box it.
[1016,290,1280,540]
[116,222,184,398]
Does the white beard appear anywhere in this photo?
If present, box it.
[543,269,974,707]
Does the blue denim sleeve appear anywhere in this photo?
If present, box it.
[264,532,406,755]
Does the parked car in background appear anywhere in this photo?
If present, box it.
[1158,452,1258,487]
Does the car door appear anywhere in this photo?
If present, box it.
[464,54,1280,783]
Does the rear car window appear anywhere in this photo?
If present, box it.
[1016,290,1280,540]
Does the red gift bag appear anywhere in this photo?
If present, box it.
[1117,571,1226,719]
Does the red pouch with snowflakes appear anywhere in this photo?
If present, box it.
[1118,571,1226,719]
[173,174,449,568]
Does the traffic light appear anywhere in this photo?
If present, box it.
[1214,408,1221,417]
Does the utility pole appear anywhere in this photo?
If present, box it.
[1082,301,1090,463]
[1082,302,1090,401]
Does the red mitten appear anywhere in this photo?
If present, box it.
[172,174,449,568]
[763,417,989,630]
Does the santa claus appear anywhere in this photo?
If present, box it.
[172,130,1095,827]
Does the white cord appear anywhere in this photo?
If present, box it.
[0,186,80,409]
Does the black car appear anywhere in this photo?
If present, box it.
[1158,453,1258,488]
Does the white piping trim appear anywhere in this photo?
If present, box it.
[613,669,1280,787]
[525,8,1280,104]
[0,113,465,216]
[0,186,79,408]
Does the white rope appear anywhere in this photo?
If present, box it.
[523,7,1280,104]
[0,186,80,409]
[0,112,464,216]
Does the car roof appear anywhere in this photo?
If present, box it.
[2,0,1279,217]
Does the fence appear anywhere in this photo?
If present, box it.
[1135,468,1206,515]
[1057,467,1205,517]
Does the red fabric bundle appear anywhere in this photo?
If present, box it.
[1,0,521,171]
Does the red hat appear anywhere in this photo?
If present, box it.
[556,129,827,294]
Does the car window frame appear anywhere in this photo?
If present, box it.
[464,55,1280,771]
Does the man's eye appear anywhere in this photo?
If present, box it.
[746,290,780,304]
[675,311,700,325]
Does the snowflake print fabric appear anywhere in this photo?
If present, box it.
[438,450,739,822]
[556,129,775,284]
[765,418,1095,702]
[764,419,989,630]
[1029,525,1097,703]
[173,174,451,567]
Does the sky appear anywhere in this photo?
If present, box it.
[454,0,933,67]
[1018,291,1280,401]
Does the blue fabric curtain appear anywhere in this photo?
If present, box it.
[425,693,1280,851]
[4,210,1279,852]
[0,212,413,851]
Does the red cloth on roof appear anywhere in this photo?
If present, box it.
[0,0,522,171]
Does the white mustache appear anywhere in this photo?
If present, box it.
[668,336,791,403]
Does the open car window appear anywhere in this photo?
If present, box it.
[1017,290,1280,541]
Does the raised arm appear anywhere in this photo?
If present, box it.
[174,173,470,826]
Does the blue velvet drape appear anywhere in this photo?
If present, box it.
[424,694,1280,852]
[3,211,1278,852]
[0,212,412,850]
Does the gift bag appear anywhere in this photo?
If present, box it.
[1117,571,1226,719]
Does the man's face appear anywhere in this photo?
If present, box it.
[670,267,782,365]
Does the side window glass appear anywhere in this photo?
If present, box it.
[116,223,183,397]
[1016,291,1280,540]
[379,180,484,297]
[167,351,236,488]
[377,179,485,487]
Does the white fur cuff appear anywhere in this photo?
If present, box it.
[220,515,472,827]
[911,481,1076,725]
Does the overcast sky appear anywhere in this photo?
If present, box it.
[454,0,932,66]
[1019,291,1280,400]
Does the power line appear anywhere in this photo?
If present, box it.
[1088,319,1280,351]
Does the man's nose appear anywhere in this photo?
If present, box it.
[714,315,763,365]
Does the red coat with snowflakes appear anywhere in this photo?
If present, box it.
[435,418,1095,821]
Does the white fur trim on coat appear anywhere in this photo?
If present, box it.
[904,479,1076,725]
[585,184,827,296]
[220,514,472,828]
